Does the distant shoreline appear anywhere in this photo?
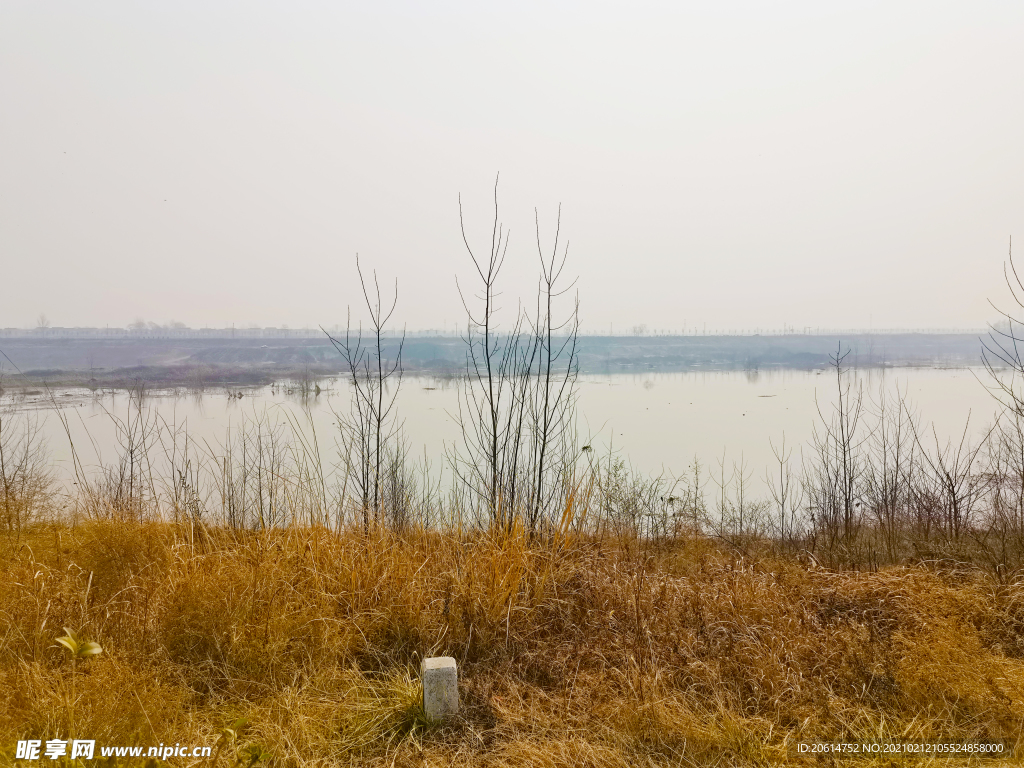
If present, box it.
[0,332,989,388]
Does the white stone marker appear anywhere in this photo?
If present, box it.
[421,656,459,720]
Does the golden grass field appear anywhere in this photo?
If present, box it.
[2,519,1022,767]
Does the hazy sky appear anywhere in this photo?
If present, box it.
[2,1,1023,332]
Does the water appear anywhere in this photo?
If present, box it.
[2,366,1002,497]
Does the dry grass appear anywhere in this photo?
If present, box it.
[1,520,1023,767]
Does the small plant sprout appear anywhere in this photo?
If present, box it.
[238,743,273,768]
[211,717,248,768]
[55,628,103,660]
[55,628,102,740]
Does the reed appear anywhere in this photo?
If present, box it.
[1,505,1022,766]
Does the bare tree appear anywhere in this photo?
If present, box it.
[975,238,1024,565]
[804,344,867,559]
[326,256,405,532]
[451,177,531,528]
[0,407,54,536]
[765,434,803,547]
[910,413,994,545]
[450,177,581,532]
[216,411,289,530]
[526,205,580,530]
[861,383,918,562]
[982,409,1024,575]
[983,239,1024,416]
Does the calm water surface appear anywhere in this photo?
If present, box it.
[4,367,1001,497]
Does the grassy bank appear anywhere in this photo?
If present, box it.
[2,519,1022,766]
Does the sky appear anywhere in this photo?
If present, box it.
[1,1,1023,333]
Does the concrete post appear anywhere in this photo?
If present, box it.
[420,656,459,720]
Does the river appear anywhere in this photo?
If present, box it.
[1,366,1002,500]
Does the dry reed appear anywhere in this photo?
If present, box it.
[1,516,1022,766]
